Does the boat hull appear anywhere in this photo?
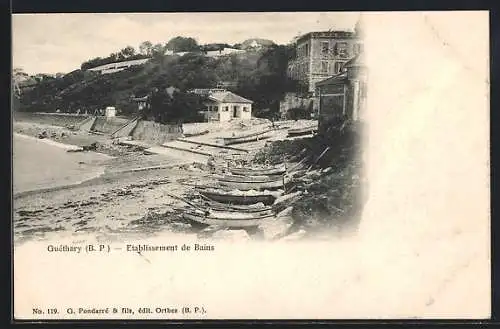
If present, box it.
[229,166,286,176]
[217,173,284,183]
[223,129,272,145]
[217,179,284,191]
[195,198,272,212]
[287,127,317,137]
[198,190,278,205]
[183,212,274,227]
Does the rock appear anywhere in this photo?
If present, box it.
[258,210,293,240]
[281,229,307,241]
[211,229,250,242]
[169,222,192,231]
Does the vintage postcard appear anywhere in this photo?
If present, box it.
[12,11,490,320]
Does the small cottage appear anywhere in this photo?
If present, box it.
[203,91,253,122]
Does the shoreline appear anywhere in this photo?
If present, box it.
[13,132,84,151]
[13,169,106,198]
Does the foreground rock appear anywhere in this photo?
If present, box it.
[211,229,251,242]
[280,229,307,241]
[258,206,294,240]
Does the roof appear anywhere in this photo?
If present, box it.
[132,96,148,102]
[315,71,348,87]
[296,31,356,44]
[208,91,253,104]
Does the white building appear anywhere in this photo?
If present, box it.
[87,58,151,75]
[202,91,253,122]
[205,48,246,57]
[105,106,117,117]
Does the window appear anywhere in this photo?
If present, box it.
[223,106,229,112]
[212,105,219,112]
[243,107,249,112]
[321,41,329,55]
[305,43,310,56]
[335,42,349,58]
[334,62,344,74]
[320,61,329,74]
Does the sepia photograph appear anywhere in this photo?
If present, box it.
[12,11,490,320]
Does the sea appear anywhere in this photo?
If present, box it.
[13,134,111,195]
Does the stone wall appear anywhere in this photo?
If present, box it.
[91,117,131,134]
[279,93,315,119]
[130,120,183,145]
[13,112,89,128]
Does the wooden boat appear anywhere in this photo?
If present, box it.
[217,178,284,191]
[187,206,274,219]
[183,210,274,227]
[222,129,273,146]
[228,164,287,176]
[194,196,272,212]
[215,173,284,183]
[197,188,281,205]
[287,125,318,137]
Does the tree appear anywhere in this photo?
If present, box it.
[165,36,199,53]
[151,43,166,58]
[120,45,136,58]
[139,41,153,56]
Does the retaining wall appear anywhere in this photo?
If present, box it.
[131,120,183,145]
[13,112,89,127]
[91,117,130,134]
[182,122,224,136]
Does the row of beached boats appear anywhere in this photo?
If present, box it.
[219,122,318,146]
[169,158,309,228]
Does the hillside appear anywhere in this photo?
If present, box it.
[18,44,298,122]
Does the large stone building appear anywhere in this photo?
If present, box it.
[280,18,365,119]
[287,30,363,94]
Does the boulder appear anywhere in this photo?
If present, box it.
[211,229,250,242]
[258,208,294,240]
[281,229,307,241]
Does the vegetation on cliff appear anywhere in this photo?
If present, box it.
[17,38,299,124]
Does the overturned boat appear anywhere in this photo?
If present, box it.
[222,129,273,146]
[214,173,284,183]
[197,187,282,205]
[217,177,285,191]
[182,209,274,228]
[228,163,287,176]
[287,125,317,137]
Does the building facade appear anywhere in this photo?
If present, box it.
[287,30,363,94]
[315,51,367,135]
[202,91,253,122]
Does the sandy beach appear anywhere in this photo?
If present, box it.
[13,123,214,246]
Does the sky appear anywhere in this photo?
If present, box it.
[12,12,360,75]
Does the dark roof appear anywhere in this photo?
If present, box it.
[208,91,253,104]
[132,96,148,102]
[315,71,348,87]
[296,30,356,44]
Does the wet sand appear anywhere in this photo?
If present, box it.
[13,134,112,194]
